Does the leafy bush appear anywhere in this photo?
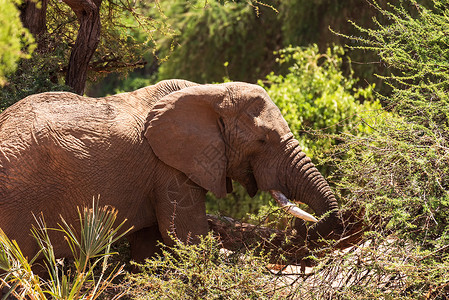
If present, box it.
[261,44,381,157]
[0,0,35,86]
[0,55,72,111]
[1,0,166,104]
[126,233,298,299]
[301,232,449,299]
[148,0,397,90]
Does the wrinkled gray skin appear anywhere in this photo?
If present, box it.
[0,79,341,262]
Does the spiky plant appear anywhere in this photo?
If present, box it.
[0,200,132,300]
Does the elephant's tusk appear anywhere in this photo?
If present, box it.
[269,190,318,222]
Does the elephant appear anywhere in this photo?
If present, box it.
[0,79,342,262]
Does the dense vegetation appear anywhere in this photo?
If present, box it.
[1,0,449,299]
[322,1,449,297]
[0,0,34,86]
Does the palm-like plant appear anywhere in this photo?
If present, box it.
[0,199,132,300]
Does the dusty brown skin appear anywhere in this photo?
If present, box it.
[0,80,342,261]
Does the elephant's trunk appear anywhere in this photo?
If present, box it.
[277,135,342,240]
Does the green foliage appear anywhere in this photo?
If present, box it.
[336,0,449,250]
[126,233,295,299]
[261,44,381,157]
[0,229,44,299]
[0,201,131,299]
[147,0,395,91]
[319,0,449,297]
[336,114,449,245]
[279,0,345,47]
[346,0,449,89]
[90,71,158,97]
[45,0,163,79]
[0,55,72,111]
[0,0,35,86]
[155,0,279,83]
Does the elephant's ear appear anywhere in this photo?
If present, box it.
[145,85,228,198]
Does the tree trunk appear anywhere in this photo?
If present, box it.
[62,0,102,95]
[20,0,48,35]
[20,0,49,48]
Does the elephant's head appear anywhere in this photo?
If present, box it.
[145,82,342,241]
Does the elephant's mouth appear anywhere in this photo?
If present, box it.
[269,190,318,222]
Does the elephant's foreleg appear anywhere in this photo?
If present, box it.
[154,172,209,246]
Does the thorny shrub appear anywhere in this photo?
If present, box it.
[308,0,449,298]
[125,233,307,300]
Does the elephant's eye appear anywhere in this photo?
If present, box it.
[257,134,269,144]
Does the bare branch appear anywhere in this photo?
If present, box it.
[207,211,365,265]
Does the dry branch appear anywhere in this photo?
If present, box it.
[207,212,364,265]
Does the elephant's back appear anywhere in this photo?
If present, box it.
[0,91,149,148]
[0,92,153,230]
